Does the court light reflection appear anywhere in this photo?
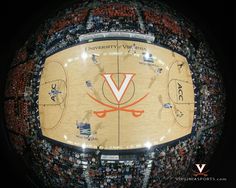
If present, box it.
[82,143,86,150]
[144,141,152,149]
[81,52,88,60]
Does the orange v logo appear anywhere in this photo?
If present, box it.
[195,164,206,173]
[102,73,135,103]
[192,164,209,177]
[87,73,149,118]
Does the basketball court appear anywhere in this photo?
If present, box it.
[38,40,194,150]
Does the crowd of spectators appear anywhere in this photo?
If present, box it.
[143,9,183,36]
[88,155,148,187]
[88,2,140,33]
[48,9,89,36]
[148,137,196,187]
[8,132,27,155]
[4,99,30,136]
[5,60,34,97]
[3,0,225,187]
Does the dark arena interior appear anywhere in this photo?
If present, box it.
[0,0,234,187]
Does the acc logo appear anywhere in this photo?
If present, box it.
[192,164,209,177]
[87,73,149,118]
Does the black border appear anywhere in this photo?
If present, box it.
[0,0,234,187]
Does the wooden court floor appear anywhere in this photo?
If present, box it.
[38,40,194,150]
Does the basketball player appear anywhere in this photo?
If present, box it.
[148,76,157,89]
[155,67,163,75]
[82,110,93,122]
[148,67,163,88]
[92,54,99,64]
[85,80,93,89]
[177,62,184,71]
[163,103,172,109]
[128,43,137,54]
[142,52,154,63]
[85,80,101,100]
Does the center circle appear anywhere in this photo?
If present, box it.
[102,73,135,105]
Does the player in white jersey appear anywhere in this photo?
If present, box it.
[163,103,173,109]
[128,43,137,54]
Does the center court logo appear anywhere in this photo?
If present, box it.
[192,164,209,177]
[103,73,134,102]
[87,73,149,118]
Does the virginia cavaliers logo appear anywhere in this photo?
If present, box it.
[87,73,149,118]
[192,164,209,177]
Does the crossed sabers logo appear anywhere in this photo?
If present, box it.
[87,73,149,118]
[192,164,209,177]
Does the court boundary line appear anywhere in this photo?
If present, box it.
[40,131,194,155]
[38,38,195,151]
